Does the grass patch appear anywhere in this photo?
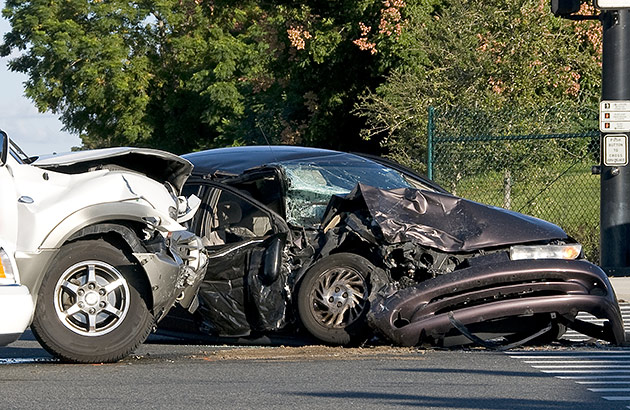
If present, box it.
[435,161,600,263]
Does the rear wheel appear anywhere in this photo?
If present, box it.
[297,253,386,345]
[31,239,153,363]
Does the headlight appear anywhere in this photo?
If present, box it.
[509,244,582,261]
[0,247,16,284]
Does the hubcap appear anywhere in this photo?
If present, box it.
[309,267,368,328]
[53,261,130,336]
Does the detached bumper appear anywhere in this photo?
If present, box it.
[368,259,625,347]
[0,285,34,346]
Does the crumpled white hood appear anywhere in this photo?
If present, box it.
[34,147,193,192]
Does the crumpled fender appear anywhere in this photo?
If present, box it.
[367,259,625,347]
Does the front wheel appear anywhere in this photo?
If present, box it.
[31,239,153,363]
[297,253,386,345]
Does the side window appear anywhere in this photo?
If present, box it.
[203,189,273,246]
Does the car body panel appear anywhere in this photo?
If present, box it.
[35,146,193,192]
[368,259,624,347]
[183,145,343,176]
[322,184,568,252]
[176,179,291,336]
[0,244,34,346]
[0,284,33,346]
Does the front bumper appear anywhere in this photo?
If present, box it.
[133,230,206,322]
[0,285,34,346]
[368,259,625,347]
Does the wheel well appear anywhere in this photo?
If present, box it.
[327,246,386,277]
[64,222,154,310]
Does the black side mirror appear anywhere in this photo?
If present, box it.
[551,0,581,16]
[261,236,284,285]
[0,131,7,166]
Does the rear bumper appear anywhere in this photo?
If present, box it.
[368,259,625,347]
[0,285,34,346]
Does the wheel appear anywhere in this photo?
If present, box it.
[31,238,154,363]
[297,253,386,345]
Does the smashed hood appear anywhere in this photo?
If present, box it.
[322,184,568,252]
[34,147,193,192]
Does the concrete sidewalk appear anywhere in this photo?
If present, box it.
[611,277,630,302]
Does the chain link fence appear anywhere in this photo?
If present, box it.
[427,106,601,262]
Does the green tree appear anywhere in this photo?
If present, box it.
[1,0,273,152]
[355,0,602,170]
[1,0,408,153]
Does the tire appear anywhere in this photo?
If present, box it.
[297,253,386,345]
[31,238,154,363]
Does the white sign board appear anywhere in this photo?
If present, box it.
[595,0,630,9]
[604,134,628,166]
[600,101,630,132]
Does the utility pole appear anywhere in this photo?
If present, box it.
[552,0,630,275]
[600,8,630,275]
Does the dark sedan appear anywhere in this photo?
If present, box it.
[161,146,624,348]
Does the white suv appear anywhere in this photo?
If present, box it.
[0,131,205,363]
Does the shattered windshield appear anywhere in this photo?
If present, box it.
[277,153,414,226]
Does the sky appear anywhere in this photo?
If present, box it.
[0,0,82,156]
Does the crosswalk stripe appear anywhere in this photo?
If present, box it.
[538,369,630,373]
[557,375,630,380]
[523,357,630,364]
[510,351,630,356]
[510,349,630,407]
[533,365,630,368]
[563,302,630,341]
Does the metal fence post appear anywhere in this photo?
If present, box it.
[427,106,434,180]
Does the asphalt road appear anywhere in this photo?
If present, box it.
[1,332,628,410]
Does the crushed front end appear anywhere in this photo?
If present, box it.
[368,258,625,348]
[323,184,625,348]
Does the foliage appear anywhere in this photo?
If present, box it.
[1,0,409,153]
[355,0,603,170]
[1,0,604,157]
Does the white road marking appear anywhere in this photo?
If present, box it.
[0,357,57,365]
[533,365,630,369]
[510,345,630,407]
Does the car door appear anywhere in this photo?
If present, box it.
[0,132,19,253]
[183,180,291,337]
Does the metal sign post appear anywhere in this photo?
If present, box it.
[600,9,630,275]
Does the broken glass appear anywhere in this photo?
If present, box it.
[277,155,413,226]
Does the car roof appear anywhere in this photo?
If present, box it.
[183,145,354,175]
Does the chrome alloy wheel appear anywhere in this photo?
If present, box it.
[309,267,368,328]
[53,260,131,336]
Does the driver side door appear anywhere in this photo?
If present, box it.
[184,180,291,337]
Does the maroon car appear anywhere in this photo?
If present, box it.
[163,146,623,348]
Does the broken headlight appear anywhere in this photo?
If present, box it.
[509,244,582,261]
